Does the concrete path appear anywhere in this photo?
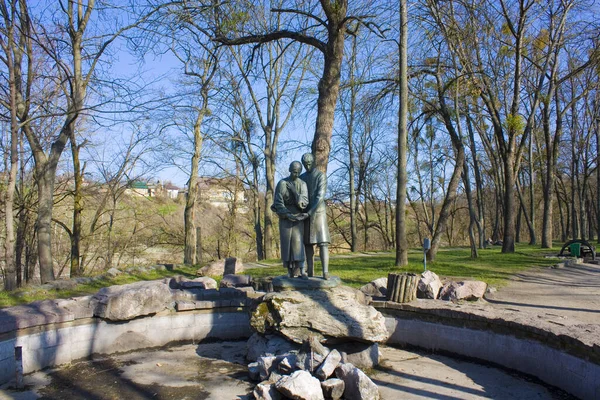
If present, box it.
[484,261,600,325]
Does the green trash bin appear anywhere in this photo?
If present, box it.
[570,243,581,257]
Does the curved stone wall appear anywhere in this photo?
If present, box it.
[379,302,600,400]
[0,308,251,385]
[1,287,598,399]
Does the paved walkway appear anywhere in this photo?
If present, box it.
[484,261,600,325]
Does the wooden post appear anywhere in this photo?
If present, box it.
[387,273,420,303]
[15,346,23,389]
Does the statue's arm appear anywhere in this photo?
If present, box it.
[271,181,291,219]
[308,173,327,215]
[298,181,309,210]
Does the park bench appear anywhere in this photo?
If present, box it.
[557,239,596,260]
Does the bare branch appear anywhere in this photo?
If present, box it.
[214,30,327,54]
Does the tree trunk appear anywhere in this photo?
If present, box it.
[463,163,478,259]
[195,226,203,265]
[184,110,204,265]
[395,0,409,266]
[36,164,58,283]
[311,11,346,172]
[528,133,536,244]
[597,98,600,243]
[465,113,485,248]
[69,126,83,276]
[501,151,516,253]
[264,151,275,259]
[3,51,19,291]
[516,204,522,243]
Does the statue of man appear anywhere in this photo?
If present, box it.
[271,161,309,278]
[300,153,330,279]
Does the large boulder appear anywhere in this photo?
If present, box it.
[417,270,443,299]
[92,280,173,321]
[275,370,324,400]
[250,286,389,344]
[335,363,379,400]
[359,278,388,298]
[439,280,487,301]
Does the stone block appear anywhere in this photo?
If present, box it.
[439,280,487,301]
[93,280,173,321]
[360,277,388,298]
[275,370,324,400]
[254,381,281,400]
[316,349,342,381]
[175,301,196,311]
[224,257,244,275]
[335,362,379,400]
[417,270,442,299]
[220,274,253,288]
[321,378,345,400]
[335,342,380,369]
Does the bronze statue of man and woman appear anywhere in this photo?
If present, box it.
[271,153,330,280]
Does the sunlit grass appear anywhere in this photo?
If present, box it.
[1,243,560,308]
[0,264,198,308]
[245,243,558,288]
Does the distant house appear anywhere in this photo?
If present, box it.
[177,177,246,210]
[163,182,180,199]
[127,181,159,197]
[198,177,246,208]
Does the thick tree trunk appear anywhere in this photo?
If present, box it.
[36,165,58,283]
[311,16,346,172]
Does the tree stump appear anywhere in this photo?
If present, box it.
[386,273,419,303]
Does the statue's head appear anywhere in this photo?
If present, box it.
[289,161,302,180]
[301,153,315,172]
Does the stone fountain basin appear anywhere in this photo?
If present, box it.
[0,282,597,399]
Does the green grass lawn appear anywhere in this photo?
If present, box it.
[0,265,198,308]
[245,244,559,288]
[0,244,559,308]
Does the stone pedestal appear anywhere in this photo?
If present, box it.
[272,275,342,291]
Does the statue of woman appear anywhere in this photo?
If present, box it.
[271,161,309,278]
